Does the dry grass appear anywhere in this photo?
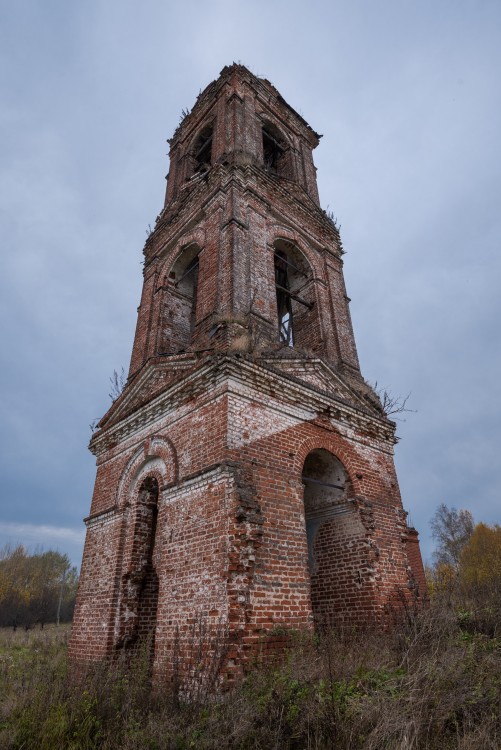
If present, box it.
[0,600,500,749]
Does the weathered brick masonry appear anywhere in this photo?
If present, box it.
[69,64,426,684]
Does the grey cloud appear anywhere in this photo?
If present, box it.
[1,0,500,569]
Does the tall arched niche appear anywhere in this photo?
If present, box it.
[302,448,368,627]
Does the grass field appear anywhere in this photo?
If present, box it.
[0,603,500,749]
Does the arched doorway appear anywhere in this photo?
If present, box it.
[302,449,359,626]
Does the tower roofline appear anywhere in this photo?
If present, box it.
[170,63,322,148]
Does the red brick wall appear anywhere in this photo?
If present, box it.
[70,363,422,682]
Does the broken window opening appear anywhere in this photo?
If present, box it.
[263,127,284,174]
[173,255,200,336]
[162,245,201,353]
[193,126,213,174]
[188,257,199,333]
[273,239,316,351]
[275,250,294,346]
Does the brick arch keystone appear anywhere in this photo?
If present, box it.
[269,226,302,252]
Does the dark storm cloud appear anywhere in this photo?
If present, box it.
[0,0,499,567]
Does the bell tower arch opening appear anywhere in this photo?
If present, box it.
[192,124,213,175]
[262,121,285,174]
[261,119,297,180]
[274,239,315,348]
[161,244,201,353]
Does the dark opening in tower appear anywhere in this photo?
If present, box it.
[178,255,199,336]
[275,250,294,345]
[193,125,213,174]
[262,122,286,175]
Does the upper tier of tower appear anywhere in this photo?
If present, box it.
[164,64,322,207]
[127,65,361,383]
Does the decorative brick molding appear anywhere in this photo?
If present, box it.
[116,434,178,508]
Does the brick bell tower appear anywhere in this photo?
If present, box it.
[70,64,425,681]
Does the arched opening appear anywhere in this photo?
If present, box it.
[161,244,200,353]
[192,124,213,175]
[262,120,296,180]
[274,239,314,348]
[117,476,160,655]
[262,122,285,174]
[173,253,199,336]
[302,449,361,627]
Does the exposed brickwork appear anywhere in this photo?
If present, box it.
[69,65,425,685]
[405,526,427,595]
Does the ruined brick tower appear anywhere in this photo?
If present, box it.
[70,64,425,682]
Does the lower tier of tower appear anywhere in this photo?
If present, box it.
[69,355,425,686]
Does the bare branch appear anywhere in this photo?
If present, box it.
[109,367,126,403]
[371,381,416,419]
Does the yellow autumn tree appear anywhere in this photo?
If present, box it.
[0,544,78,628]
[426,561,457,601]
[459,523,501,626]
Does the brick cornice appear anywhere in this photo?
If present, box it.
[90,354,395,458]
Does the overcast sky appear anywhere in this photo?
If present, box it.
[1,0,500,568]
